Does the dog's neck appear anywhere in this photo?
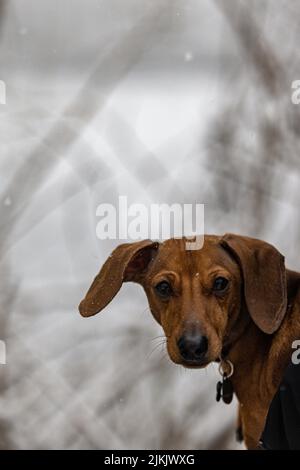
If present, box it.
[226,268,300,407]
[221,298,251,358]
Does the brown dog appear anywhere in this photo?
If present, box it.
[79,234,300,449]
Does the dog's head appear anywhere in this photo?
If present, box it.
[79,234,287,368]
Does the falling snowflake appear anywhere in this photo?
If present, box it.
[19,27,28,36]
[184,52,194,62]
[3,196,12,207]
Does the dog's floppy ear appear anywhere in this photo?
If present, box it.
[79,240,159,317]
[220,233,287,334]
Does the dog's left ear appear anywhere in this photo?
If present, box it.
[79,240,159,317]
[220,234,287,334]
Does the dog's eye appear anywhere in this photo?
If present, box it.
[155,281,172,299]
[213,277,229,293]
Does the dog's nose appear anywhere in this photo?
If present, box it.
[177,333,208,362]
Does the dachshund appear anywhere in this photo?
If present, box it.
[79,234,300,449]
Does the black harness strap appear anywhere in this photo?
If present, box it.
[261,361,300,450]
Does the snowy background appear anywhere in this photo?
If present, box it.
[0,0,300,449]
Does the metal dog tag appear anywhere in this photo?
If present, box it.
[216,373,234,404]
[222,373,234,404]
[216,380,222,402]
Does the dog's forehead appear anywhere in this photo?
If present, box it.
[151,236,234,273]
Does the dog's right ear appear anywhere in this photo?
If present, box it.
[79,240,159,317]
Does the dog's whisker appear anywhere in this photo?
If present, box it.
[158,352,169,364]
[147,340,167,359]
[150,334,170,342]
[150,335,167,342]
[150,338,167,347]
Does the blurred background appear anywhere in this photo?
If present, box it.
[0,0,300,450]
